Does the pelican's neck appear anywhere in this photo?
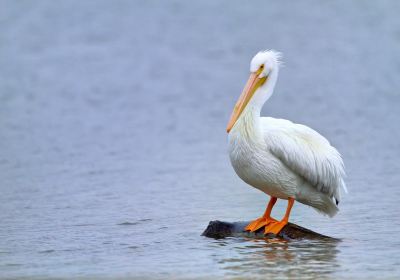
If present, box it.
[233,105,262,139]
[232,68,279,137]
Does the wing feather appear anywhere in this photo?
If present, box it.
[262,117,346,201]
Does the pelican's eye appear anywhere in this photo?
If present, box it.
[256,64,265,75]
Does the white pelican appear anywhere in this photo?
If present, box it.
[227,50,346,235]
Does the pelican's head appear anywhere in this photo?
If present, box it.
[226,50,281,133]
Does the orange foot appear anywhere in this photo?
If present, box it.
[245,217,277,232]
[264,219,288,235]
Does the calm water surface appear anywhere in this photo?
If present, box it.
[1,1,400,279]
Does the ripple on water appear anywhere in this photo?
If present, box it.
[38,250,55,254]
[117,219,152,226]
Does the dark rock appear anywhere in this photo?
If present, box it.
[202,220,339,241]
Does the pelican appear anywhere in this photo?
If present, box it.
[227,50,346,235]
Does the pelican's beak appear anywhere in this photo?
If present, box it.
[226,67,267,133]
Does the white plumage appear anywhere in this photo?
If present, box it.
[227,50,346,229]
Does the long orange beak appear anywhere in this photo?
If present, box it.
[226,68,267,133]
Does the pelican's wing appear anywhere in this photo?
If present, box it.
[261,117,346,202]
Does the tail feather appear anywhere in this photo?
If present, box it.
[296,185,339,217]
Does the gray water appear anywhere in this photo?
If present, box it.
[1,1,400,279]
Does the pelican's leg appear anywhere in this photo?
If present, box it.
[245,196,278,232]
[264,197,295,235]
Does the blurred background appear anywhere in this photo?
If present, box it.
[1,0,400,278]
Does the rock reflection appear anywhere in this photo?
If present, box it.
[218,238,340,279]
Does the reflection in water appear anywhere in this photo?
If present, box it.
[213,238,339,279]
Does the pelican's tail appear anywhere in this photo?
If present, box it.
[296,185,339,217]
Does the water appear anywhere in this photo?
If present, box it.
[1,0,400,278]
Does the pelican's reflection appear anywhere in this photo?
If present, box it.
[216,237,340,278]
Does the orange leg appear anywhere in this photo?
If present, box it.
[245,196,278,232]
[264,197,295,235]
